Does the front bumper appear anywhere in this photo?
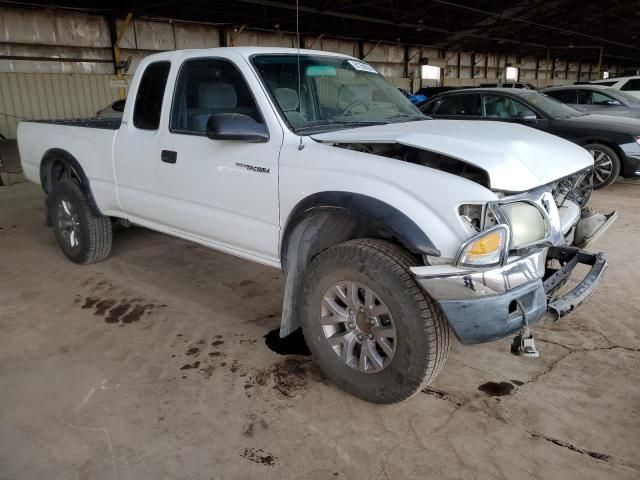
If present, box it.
[622,152,640,177]
[411,247,607,345]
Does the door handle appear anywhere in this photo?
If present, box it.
[161,150,177,164]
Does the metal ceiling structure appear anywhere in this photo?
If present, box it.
[2,0,640,65]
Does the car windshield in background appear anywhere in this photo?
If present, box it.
[518,91,583,118]
[252,54,424,133]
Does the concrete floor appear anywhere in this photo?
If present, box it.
[1,182,639,480]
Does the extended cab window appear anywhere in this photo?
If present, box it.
[133,61,171,130]
[170,58,263,134]
[434,94,481,116]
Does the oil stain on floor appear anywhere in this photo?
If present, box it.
[478,381,516,397]
[264,327,310,356]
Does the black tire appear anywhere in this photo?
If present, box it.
[584,143,620,189]
[49,179,113,264]
[300,238,450,404]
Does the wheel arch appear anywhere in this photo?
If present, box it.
[579,139,625,180]
[280,191,440,270]
[40,148,102,216]
[277,191,440,338]
[579,138,624,162]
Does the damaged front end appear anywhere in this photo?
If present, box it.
[411,169,616,345]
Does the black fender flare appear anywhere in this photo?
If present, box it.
[281,191,440,266]
[40,148,103,216]
[277,191,440,338]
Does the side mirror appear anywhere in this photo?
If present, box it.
[516,110,537,121]
[206,113,269,143]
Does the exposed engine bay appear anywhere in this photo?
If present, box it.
[333,142,491,189]
[456,167,615,254]
[331,141,614,253]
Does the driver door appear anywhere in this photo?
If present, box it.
[154,55,283,263]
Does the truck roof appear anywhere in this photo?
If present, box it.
[141,46,356,63]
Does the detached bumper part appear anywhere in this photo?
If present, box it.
[412,247,607,345]
[544,246,608,319]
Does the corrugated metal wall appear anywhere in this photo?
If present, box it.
[0,73,115,138]
[0,5,622,138]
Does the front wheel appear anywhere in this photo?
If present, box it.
[49,179,113,264]
[300,239,450,404]
[584,143,620,189]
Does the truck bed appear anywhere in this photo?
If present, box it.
[17,118,122,217]
[33,117,121,130]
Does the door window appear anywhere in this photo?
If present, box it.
[577,90,594,104]
[170,58,264,135]
[546,89,577,104]
[420,100,438,115]
[577,90,621,105]
[133,61,171,130]
[620,79,640,91]
[433,94,480,116]
[481,95,537,119]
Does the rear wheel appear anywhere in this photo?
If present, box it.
[49,179,113,264]
[585,143,620,189]
[300,239,450,404]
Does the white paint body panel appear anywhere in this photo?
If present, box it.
[16,47,594,266]
[592,76,640,99]
[311,120,594,192]
[17,121,123,216]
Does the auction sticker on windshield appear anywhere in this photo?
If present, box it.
[347,60,378,74]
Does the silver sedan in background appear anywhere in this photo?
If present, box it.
[542,85,640,119]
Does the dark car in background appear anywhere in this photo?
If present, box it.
[420,88,640,188]
[479,82,536,89]
[542,85,640,119]
[413,86,461,99]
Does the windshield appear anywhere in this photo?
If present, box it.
[518,90,584,118]
[252,54,424,133]
[607,89,640,104]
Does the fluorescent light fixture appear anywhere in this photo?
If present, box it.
[421,65,441,80]
[505,66,519,81]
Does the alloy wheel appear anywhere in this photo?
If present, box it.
[588,148,614,187]
[57,199,81,250]
[321,281,397,373]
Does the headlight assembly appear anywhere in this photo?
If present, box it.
[500,201,547,248]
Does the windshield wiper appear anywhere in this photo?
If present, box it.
[385,113,429,123]
[295,120,388,133]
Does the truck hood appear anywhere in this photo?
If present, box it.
[311,119,594,192]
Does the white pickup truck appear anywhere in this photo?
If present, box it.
[18,47,615,403]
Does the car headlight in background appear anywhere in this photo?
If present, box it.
[456,225,509,267]
[500,201,547,248]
